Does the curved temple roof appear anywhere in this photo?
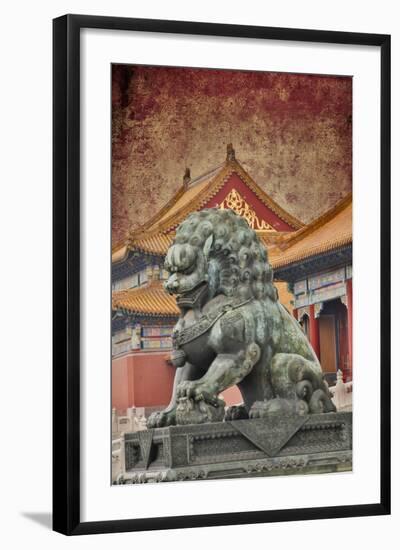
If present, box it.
[269,193,352,270]
[112,280,179,317]
[112,194,352,318]
[112,147,303,264]
[112,147,352,320]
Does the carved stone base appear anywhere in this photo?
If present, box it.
[116,412,352,484]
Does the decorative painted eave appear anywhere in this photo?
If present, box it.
[112,278,294,318]
[272,246,352,284]
[128,233,174,256]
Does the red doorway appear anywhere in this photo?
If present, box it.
[318,299,349,385]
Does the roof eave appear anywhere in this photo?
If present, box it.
[124,157,306,247]
[273,243,352,282]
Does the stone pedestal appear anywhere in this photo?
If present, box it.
[116,412,352,484]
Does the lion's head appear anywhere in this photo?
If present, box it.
[164,208,277,303]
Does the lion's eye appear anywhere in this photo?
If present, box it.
[181,265,194,275]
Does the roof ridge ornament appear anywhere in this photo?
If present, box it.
[183,167,191,187]
[226,143,235,162]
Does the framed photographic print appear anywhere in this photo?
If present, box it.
[53,14,391,535]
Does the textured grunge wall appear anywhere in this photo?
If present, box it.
[112,65,352,243]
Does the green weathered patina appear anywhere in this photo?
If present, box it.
[148,208,335,428]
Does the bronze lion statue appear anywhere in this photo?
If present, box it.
[148,208,335,428]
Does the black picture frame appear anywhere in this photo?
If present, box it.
[53,14,391,535]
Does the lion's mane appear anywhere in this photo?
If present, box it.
[173,208,277,301]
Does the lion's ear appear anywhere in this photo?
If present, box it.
[203,234,214,259]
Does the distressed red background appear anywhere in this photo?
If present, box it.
[112,65,352,244]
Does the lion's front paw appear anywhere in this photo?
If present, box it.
[249,400,269,419]
[249,398,309,418]
[177,380,219,407]
[176,397,225,425]
[147,409,176,428]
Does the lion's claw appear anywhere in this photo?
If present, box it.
[147,409,176,428]
[177,381,219,407]
[225,404,249,421]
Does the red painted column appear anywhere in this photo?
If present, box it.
[292,308,298,320]
[346,279,353,381]
[309,304,320,359]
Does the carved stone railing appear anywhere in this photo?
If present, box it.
[330,370,352,411]
[112,407,147,482]
[112,407,147,435]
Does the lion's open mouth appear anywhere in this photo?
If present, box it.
[175,281,209,308]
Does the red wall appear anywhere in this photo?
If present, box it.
[112,352,243,411]
[112,351,175,410]
[221,385,242,406]
[112,359,130,411]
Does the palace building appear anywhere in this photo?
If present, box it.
[111,145,352,413]
[270,193,352,384]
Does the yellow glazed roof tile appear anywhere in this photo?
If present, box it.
[269,194,352,269]
[112,280,179,316]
